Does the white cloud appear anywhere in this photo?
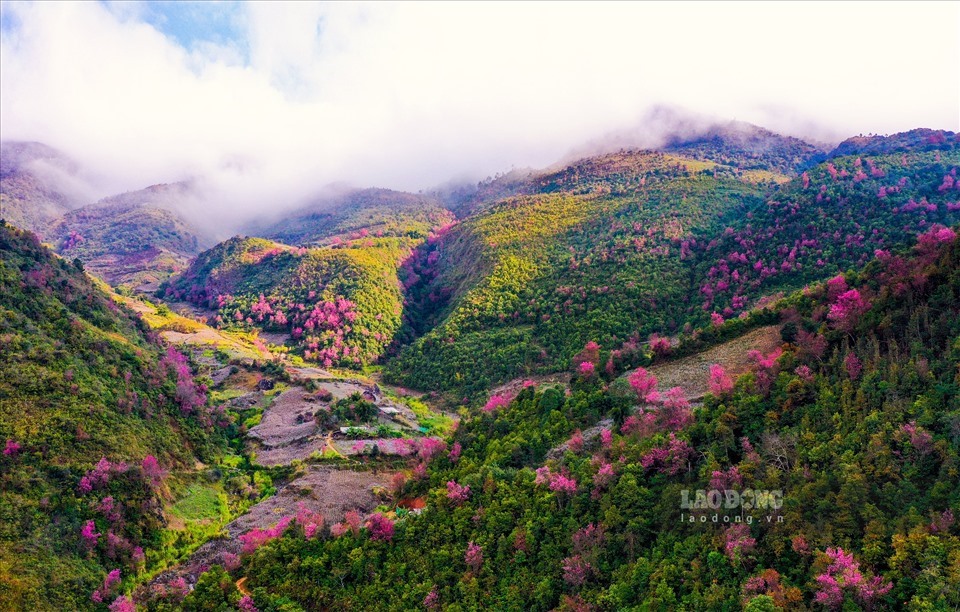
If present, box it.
[1,1,957,233]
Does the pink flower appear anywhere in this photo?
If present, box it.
[724,524,756,561]
[238,595,259,612]
[141,455,165,487]
[561,554,592,586]
[81,520,100,550]
[648,333,672,357]
[3,439,20,456]
[639,433,693,475]
[549,473,578,495]
[482,393,513,414]
[826,274,848,300]
[446,481,471,505]
[568,430,584,453]
[572,523,604,555]
[448,442,462,463]
[708,364,734,396]
[295,503,324,538]
[418,437,447,463]
[828,289,869,332]
[710,312,725,328]
[599,428,613,448]
[367,512,394,542]
[534,465,552,486]
[578,361,596,377]
[814,547,892,609]
[464,542,483,572]
[423,587,440,609]
[844,353,863,380]
[929,509,954,534]
[91,569,121,603]
[239,517,293,554]
[108,595,135,612]
[221,552,241,571]
[709,466,743,491]
[593,462,615,488]
[900,421,933,455]
[628,367,659,404]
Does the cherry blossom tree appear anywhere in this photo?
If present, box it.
[464,542,483,573]
[813,547,892,609]
[708,364,734,396]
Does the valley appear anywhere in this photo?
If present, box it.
[1,125,958,610]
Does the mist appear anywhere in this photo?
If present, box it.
[1,1,957,235]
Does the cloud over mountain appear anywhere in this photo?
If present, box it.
[1,2,957,232]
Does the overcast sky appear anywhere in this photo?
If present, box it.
[1,1,958,227]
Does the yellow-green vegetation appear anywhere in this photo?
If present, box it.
[383,390,455,436]
[162,235,416,368]
[169,482,229,525]
[387,153,769,397]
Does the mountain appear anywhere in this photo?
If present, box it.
[0,141,91,234]
[255,187,454,246]
[223,223,960,611]
[0,222,224,610]
[385,133,959,398]
[46,182,211,289]
[661,120,827,175]
[829,128,957,158]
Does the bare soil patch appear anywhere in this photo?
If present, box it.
[649,325,781,401]
[145,466,394,591]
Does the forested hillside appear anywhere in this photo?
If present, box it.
[0,223,225,609]
[161,235,415,368]
[385,133,959,399]
[258,188,455,247]
[208,226,959,611]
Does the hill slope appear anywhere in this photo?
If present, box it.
[0,222,223,610]
[385,132,959,398]
[232,226,960,611]
[256,187,455,247]
[162,235,415,367]
[0,141,90,234]
[46,182,210,289]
